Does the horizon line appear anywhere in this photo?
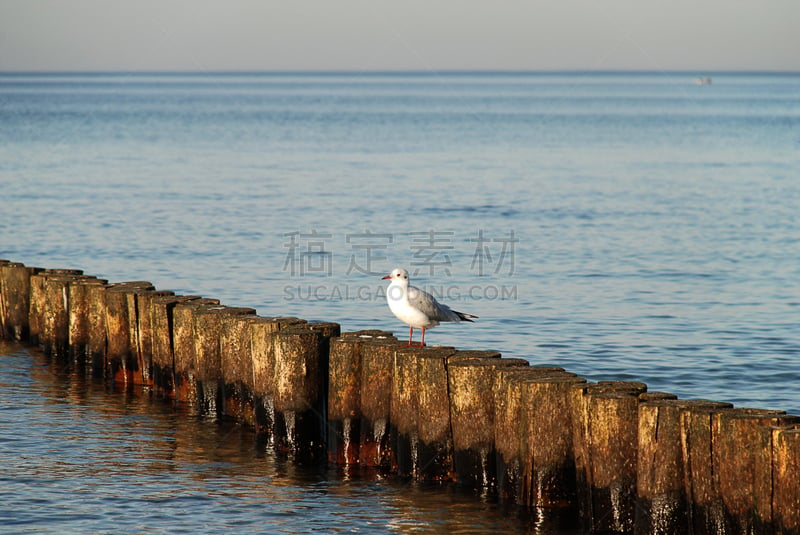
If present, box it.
[1,68,798,76]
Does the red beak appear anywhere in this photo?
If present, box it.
[381,275,391,279]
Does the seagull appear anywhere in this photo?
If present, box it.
[381,267,478,347]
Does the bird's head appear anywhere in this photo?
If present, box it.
[382,267,409,283]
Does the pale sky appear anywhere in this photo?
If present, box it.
[1,1,798,72]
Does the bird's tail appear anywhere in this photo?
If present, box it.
[454,311,478,322]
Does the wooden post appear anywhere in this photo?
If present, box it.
[192,304,226,414]
[635,399,732,535]
[249,316,306,443]
[359,337,407,470]
[570,381,592,529]
[307,321,340,443]
[494,366,569,503]
[0,259,7,338]
[133,289,175,387]
[193,306,256,416]
[327,331,394,467]
[103,281,154,385]
[576,381,646,534]
[219,310,260,425]
[328,335,362,466]
[29,269,83,348]
[447,357,529,491]
[519,374,587,509]
[773,428,800,534]
[416,347,459,481]
[0,262,40,341]
[570,382,666,527]
[28,271,46,347]
[390,345,459,479]
[150,295,200,396]
[272,324,326,459]
[714,408,799,534]
[68,277,108,370]
[172,298,220,404]
[42,273,87,360]
[328,334,367,467]
[391,345,422,477]
[753,423,800,534]
[86,281,108,377]
[679,404,734,535]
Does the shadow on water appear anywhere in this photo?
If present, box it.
[0,340,581,534]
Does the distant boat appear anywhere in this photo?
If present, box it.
[694,77,713,85]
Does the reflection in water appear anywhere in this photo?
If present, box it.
[0,341,580,534]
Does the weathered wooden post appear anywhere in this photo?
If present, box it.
[104,281,154,385]
[0,260,7,333]
[272,323,336,459]
[42,273,87,360]
[569,386,677,531]
[0,260,5,336]
[327,331,394,467]
[390,345,460,479]
[752,423,800,534]
[714,408,798,534]
[494,366,568,503]
[307,321,341,441]
[29,268,83,349]
[772,427,800,534]
[570,381,592,528]
[68,277,108,370]
[327,333,370,467]
[415,347,460,481]
[635,399,732,534]
[192,304,226,414]
[193,305,256,416]
[573,381,646,534]
[0,262,40,341]
[390,345,422,477]
[519,374,587,509]
[359,337,406,470]
[85,281,108,377]
[172,298,220,404]
[328,335,363,467]
[679,403,734,534]
[0,260,8,338]
[249,316,306,443]
[150,295,200,396]
[219,310,260,425]
[447,357,528,490]
[27,270,46,347]
[133,289,175,387]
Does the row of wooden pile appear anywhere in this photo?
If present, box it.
[1,259,798,534]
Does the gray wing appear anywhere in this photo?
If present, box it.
[407,285,464,322]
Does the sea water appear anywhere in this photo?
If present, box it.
[1,72,798,532]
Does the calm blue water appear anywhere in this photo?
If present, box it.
[1,72,799,532]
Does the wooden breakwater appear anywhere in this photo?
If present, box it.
[1,258,798,535]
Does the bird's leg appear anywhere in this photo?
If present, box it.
[407,326,414,347]
[419,327,426,347]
